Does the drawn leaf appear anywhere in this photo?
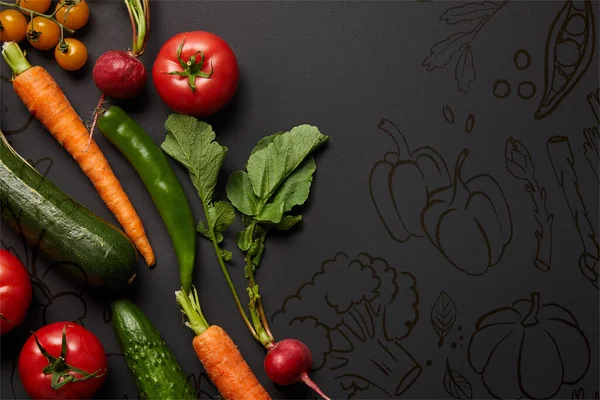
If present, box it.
[455,45,476,93]
[431,291,457,347]
[443,359,473,399]
[440,1,501,25]
[423,32,476,71]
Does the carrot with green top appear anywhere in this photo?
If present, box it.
[176,289,271,400]
[1,41,155,266]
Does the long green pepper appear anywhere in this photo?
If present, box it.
[97,106,196,292]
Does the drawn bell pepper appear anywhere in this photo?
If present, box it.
[369,119,451,243]
[421,149,513,275]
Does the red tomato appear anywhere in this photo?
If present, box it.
[18,322,107,399]
[152,31,239,117]
[0,249,32,334]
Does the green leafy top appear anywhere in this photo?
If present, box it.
[227,125,328,270]
[227,125,328,225]
[162,114,235,255]
[162,114,226,203]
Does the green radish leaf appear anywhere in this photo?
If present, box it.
[256,202,285,224]
[227,171,259,216]
[196,220,212,240]
[269,157,317,213]
[276,215,303,231]
[236,225,254,252]
[210,201,236,233]
[246,125,328,201]
[162,114,226,204]
[220,249,233,262]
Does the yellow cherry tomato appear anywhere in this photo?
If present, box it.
[54,0,89,31]
[54,38,87,71]
[17,0,51,14]
[0,10,28,42]
[26,17,60,50]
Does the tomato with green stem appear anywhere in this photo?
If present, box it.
[27,16,60,50]
[17,0,51,14]
[0,9,28,42]
[19,322,107,399]
[54,0,89,31]
[0,249,32,335]
[152,31,239,117]
[55,38,87,71]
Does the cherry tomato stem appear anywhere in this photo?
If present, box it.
[0,1,75,34]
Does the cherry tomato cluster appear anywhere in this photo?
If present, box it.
[0,0,89,71]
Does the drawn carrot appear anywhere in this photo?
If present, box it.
[1,41,155,266]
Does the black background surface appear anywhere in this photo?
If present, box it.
[1,1,599,399]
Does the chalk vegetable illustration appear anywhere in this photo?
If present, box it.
[444,358,473,400]
[431,291,457,348]
[505,137,554,271]
[547,136,599,288]
[468,293,590,399]
[273,253,420,398]
[422,1,508,93]
[421,149,512,275]
[583,89,599,182]
[369,119,450,243]
[535,0,596,119]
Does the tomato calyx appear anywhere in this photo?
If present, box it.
[33,324,104,390]
[57,39,69,53]
[26,24,41,43]
[166,36,214,93]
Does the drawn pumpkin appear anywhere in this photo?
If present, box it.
[468,293,590,399]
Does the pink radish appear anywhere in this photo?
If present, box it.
[264,339,330,399]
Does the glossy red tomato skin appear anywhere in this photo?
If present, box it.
[152,31,239,117]
[0,250,32,334]
[18,322,107,399]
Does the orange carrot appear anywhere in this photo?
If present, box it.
[193,325,271,400]
[176,289,271,400]
[2,42,154,266]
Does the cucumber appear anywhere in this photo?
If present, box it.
[0,132,137,287]
[111,299,196,400]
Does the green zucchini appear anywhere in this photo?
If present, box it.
[0,131,137,287]
[111,299,196,400]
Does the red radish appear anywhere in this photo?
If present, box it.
[88,0,150,140]
[93,50,146,99]
[265,339,331,400]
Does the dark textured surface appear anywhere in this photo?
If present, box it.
[1,1,599,399]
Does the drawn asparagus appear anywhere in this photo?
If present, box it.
[506,137,554,271]
[583,128,599,182]
[547,136,599,288]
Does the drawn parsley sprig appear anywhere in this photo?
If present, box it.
[423,1,508,93]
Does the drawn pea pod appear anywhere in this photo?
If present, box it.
[421,149,512,275]
[369,119,451,243]
[535,0,595,119]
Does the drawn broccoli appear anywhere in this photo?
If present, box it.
[273,252,421,398]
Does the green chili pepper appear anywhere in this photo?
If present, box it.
[97,105,196,293]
